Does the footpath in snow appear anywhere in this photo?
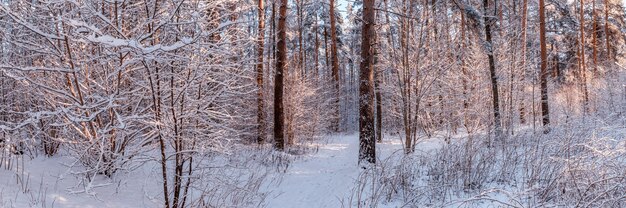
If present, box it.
[264,133,444,208]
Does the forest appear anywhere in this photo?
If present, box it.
[1,0,625,206]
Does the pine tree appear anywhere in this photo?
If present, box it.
[274,0,287,150]
[540,0,551,132]
[359,0,376,164]
[330,0,341,132]
[257,0,266,144]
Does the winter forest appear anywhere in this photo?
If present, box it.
[0,0,625,206]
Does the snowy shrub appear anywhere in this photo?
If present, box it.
[349,116,626,207]
[186,149,271,208]
[284,71,334,145]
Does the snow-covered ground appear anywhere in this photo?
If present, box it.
[0,155,162,207]
[264,134,443,208]
[264,135,360,208]
[3,122,624,207]
[0,134,446,208]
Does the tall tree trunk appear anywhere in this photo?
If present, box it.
[267,1,275,76]
[519,0,528,124]
[374,25,382,143]
[592,0,598,72]
[297,0,304,76]
[539,0,551,132]
[579,0,589,113]
[359,0,376,164]
[604,0,610,59]
[330,0,341,132]
[272,1,276,64]
[482,0,502,140]
[314,15,320,79]
[257,0,266,144]
[375,77,382,143]
[274,0,287,150]
[323,26,330,76]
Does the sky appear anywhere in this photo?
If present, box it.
[337,0,350,18]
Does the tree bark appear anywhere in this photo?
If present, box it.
[604,0,610,59]
[314,15,320,79]
[519,0,528,124]
[330,0,341,132]
[324,26,330,76]
[374,64,382,143]
[482,0,503,140]
[374,24,382,143]
[297,0,304,76]
[540,0,551,132]
[592,0,598,72]
[257,0,266,144]
[579,0,589,114]
[359,0,376,164]
[274,0,287,150]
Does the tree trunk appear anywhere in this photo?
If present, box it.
[297,0,304,76]
[604,0,610,59]
[579,0,589,113]
[374,66,382,143]
[359,0,376,164]
[592,0,598,72]
[519,0,528,124]
[274,0,287,150]
[324,26,330,76]
[330,0,341,132]
[257,0,266,144]
[314,15,320,79]
[539,0,551,133]
[482,0,502,140]
[374,27,382,143]
[267,1,275,76]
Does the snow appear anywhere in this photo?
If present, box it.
[0,133,447,207]
[264,135,357,208]
[264,134,444,208]
[5,126,624,207]
[0,155,162,207]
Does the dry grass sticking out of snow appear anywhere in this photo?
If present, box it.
[348,115,626,208]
